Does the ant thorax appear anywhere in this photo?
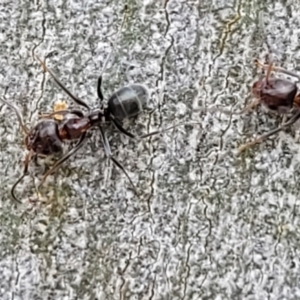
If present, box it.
[89,109,107,125]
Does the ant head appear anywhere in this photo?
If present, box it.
[251,75,274,97]
[252,76,297,113]
[25,120,63,156]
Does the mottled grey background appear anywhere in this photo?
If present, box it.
[1,0,300,299]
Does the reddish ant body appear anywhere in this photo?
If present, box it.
[239,60,300,152]
[1,56,178,203]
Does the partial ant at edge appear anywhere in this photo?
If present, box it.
[238,59,300,153]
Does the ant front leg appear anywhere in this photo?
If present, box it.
[238,110,300,153]
[39,109,85,120]
[35,56,91,110]
[39,99,85,120]
[240,99,260,114]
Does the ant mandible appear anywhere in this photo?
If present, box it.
[1,56,180,203]
[238,59,300,153]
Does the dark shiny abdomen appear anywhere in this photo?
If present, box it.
[108,84,149,120]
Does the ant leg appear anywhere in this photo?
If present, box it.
[265,60,273,85]
[138,123,197,139]
[112,118,201,139]
[0,97,29,134]
[97,76,104,102]
[98,125,139,195]
[240,99,260,114]
[255,59,300,80]
[11,151,33,204]
[112,119,135,138]
[111,118,165,139]
[35,56,91,110]
[112,118,164,139]
[38,133,87,187]
[39,109,84,119]
[99,5,128,78]
[95,4,128,105]
[238,110,300,153]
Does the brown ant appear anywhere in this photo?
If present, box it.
[1,56,186,203]
[238,59,300,153]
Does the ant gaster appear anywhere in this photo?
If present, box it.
[1,56,179,203]
[238,59,300,153]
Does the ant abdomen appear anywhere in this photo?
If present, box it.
[25,120,63,155]
[107,84,149,121]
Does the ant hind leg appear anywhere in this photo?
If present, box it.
[98,125,139,196]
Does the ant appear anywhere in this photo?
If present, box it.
[1,56,183,203]
[238,59,300,153]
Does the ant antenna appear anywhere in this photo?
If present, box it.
[0,97,29,135]
[10,151,33,203]
[265,60,273,85]
[11,175,26,203]
[255,59,300,81]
